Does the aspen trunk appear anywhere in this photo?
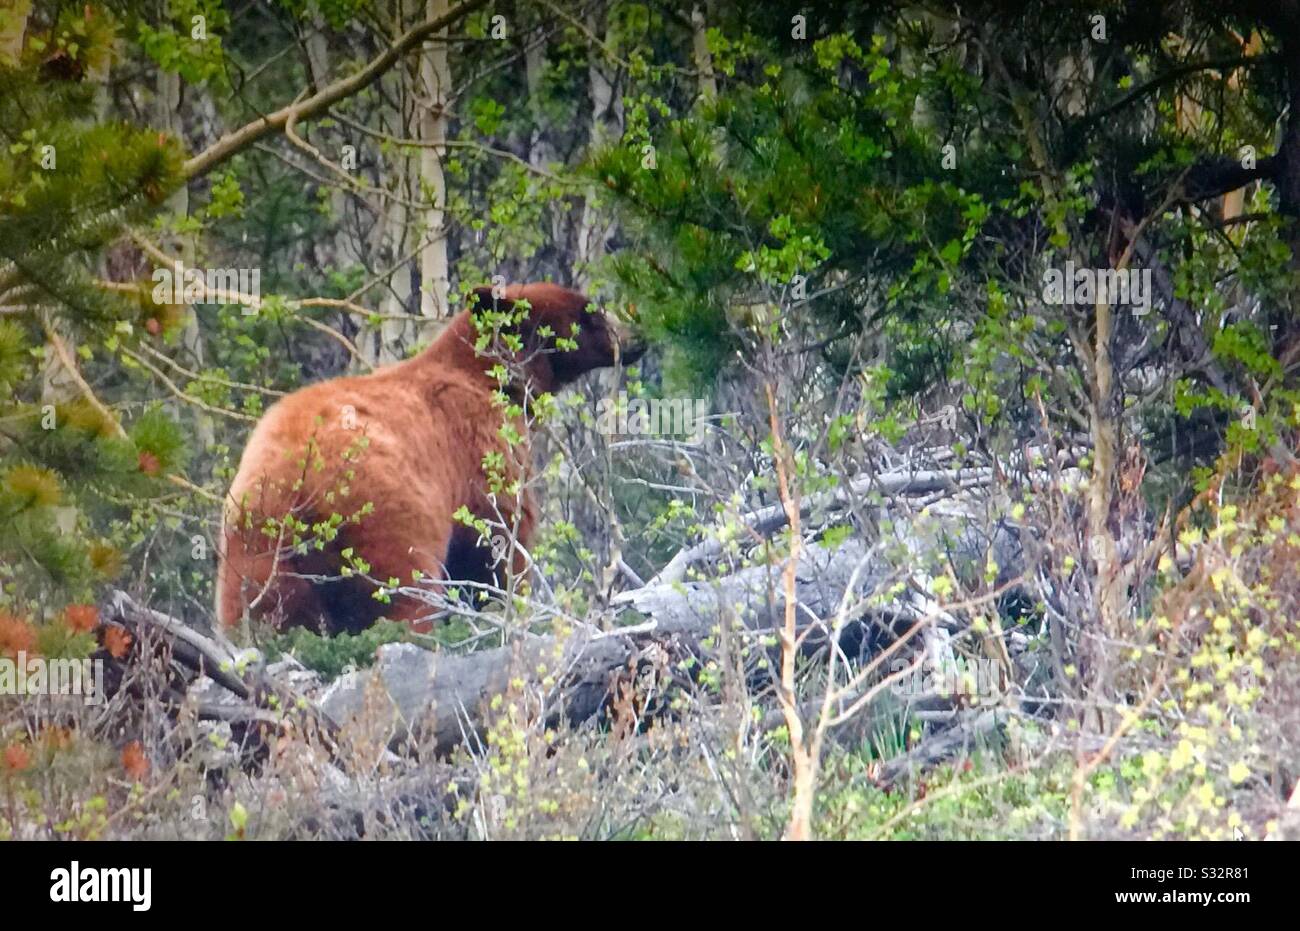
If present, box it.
[574,9,623,290]
[419,0,451,319]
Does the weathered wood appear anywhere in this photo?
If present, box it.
[105,591,342,753]
[317,539,894,752]
[103,506,1021,759]
[318,635,637,752]
[642,466,996,587]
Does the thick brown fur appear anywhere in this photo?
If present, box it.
[215,283,640,634]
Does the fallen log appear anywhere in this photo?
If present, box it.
[102,505,1023,762]
[103,591,342,756]
[644,466,997,586]
[318,538,896,752]
[307,526,1019,754]
[99,536,910,759]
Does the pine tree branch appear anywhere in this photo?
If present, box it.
[40,313,126,440]
[40,313,222,503]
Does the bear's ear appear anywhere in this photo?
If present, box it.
[469,286,543,342]
[468,286,504,311]
[467,287,531,340]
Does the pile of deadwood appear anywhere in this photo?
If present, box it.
[99,462,1035,787]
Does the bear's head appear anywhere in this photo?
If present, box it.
[468,282,644,394]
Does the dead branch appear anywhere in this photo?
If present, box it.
[183,0,489,180]
[640,465,996,588]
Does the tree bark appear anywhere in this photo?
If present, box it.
[690,5,717,103]
[0,0,30,66]
[418,0,452,319]
[156,65,216,448]
[574,8,623,289]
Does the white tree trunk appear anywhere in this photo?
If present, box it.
[0,0,30,66]
[155,66,216,446]
[574,9,623,290]
[419,0,451,319]
[691,5,717,102]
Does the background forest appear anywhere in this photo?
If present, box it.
[2,0,1300,840]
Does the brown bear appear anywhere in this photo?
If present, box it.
[215,283,642,634]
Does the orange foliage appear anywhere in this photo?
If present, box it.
[137,450,161,476]
[103,626,132,659]
[121,741,148,781]
[63,604,99,633]
[0,614,37,658]
[2,743,30,773]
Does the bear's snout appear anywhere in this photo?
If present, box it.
[610,319,647,365]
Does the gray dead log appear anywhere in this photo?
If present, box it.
[617,538,886,639]
[317,538,929,753]
[107,541,883,762]
[318,635,637,753]
[873,708,1004,786]
[106,506,1022,761]
[309,540,896,752]
[105,591,342,754]
[644,466,996,587]
[620,511,1023,634]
